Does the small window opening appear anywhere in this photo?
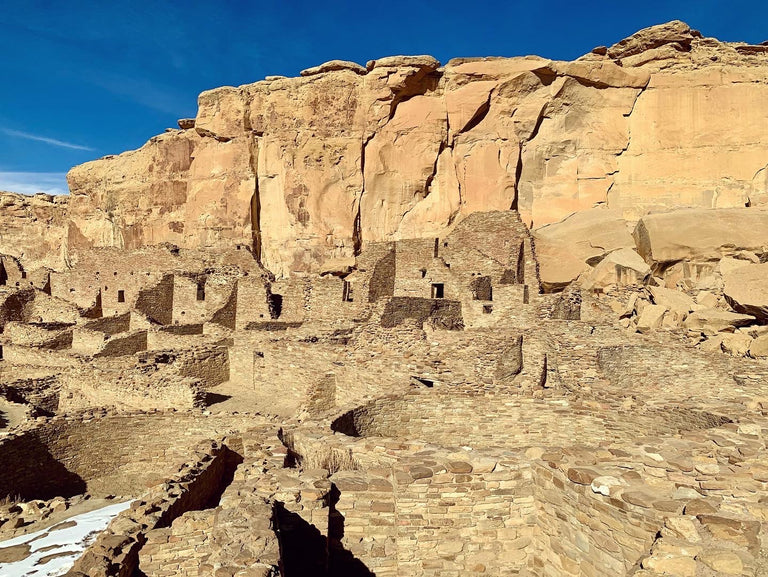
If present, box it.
[431,283,444,299]
[0,262,7,286]
[443,241,448,248]
[0,344,3,360]
[117,290,125,303]
[268,293,283,319]
[21,271,27,279]
[342,280,353,302]
[433,238,439,258]
[196,281,206,301]
[483,305,493,314]
[420,269,427,278]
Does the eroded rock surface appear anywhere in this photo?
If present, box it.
[55,21,768,278]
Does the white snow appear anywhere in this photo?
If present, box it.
[0,500,131,577]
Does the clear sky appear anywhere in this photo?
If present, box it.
[1,0,766,195]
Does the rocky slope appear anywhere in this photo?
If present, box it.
[8,21,768,278]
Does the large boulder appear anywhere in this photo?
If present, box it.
[534,208,635,291]
[648,286,695,316]
[580,248,650,291]
[723,263,768,321]
[683,309,756,334]
[633,208,768,268]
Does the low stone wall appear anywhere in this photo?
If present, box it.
[94,330,148,357]
[0,412,254,500]
[175,345,229,388]
[330,455,536,577]
[68,439,250,577]
[2,344,81,367]
[58,369,205,413]
[531,463,659,576]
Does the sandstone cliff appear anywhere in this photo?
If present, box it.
[51,21,768,277]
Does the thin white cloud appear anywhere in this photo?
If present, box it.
[2,128,94,151]
[0,172,69,195]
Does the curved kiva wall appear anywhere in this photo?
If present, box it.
[0,412,253,500]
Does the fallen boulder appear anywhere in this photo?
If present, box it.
[633,208,768,268]
[534,208,635,291]
[683,309,756,334]
[723,263,768,322]
[581,248,650,291]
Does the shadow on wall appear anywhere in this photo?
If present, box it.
[0,435,87,500]
[274,494,375,577]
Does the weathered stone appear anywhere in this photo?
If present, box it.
[683,309,756,334]
[723,263,768,321]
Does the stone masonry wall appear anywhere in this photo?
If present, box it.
[0,412,253,499]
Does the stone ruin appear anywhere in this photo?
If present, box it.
[1,20,768,577]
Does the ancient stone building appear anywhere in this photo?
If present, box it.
[1,20,768,577]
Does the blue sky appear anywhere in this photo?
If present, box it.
[1,0,766,195]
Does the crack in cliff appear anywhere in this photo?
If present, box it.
[458,92,492,136]
[423,140,447,199]
[247,133,263,265]
[511,140,524,211]
[607,81,650,209]
[354,134,375,256]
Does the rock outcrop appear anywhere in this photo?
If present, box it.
[0,192,69,271]
[0,21,763,279]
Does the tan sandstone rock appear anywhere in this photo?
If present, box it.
[534,208,634,291]
[581,248,650,291]
[8,23,760,278]
[723,263,768,321]
[633,208,768,268]
[683,309,756,334]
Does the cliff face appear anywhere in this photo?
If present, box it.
[62,21,768,277]
[0,192,69,271]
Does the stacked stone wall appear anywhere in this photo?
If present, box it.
[0,412,253,499]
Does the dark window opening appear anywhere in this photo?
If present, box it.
[117,290,125,303]
[431,283,444,299]
[268,293,283,319]
[433,238,439,258]
[342,280,353,302]
[483,305,493,314]
[420,269,427,278]
[196,281,206,301]
[0,262,6,286]
[0,344,3,360]
[21,271,27,279]
[443,241,448,247]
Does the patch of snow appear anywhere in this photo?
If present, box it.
[0,500,131,577]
